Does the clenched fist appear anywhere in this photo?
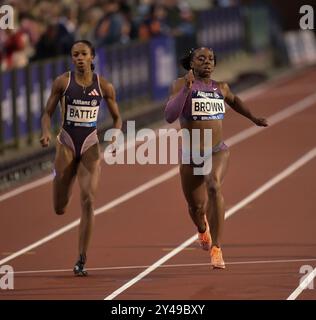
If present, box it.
[184,69,195,89]
[40,132,51,147]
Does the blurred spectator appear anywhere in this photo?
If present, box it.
[177,1,195,36]
[32,21,74,60]
[136,0,154,19]
[214,0,240,7]
[19,14,44,47]
[162,0,195,37]
[58,5,78,36]
[76,7,104,43]
[32,23,61,60]
[138,4,169,40]
[1,0,196,69]
[76,0,99,22]
[94,0,125,48]
[120,1,139,43]
[163,0,182,30]
[1,27,33,71]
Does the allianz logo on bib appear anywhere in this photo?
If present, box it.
[72,99,98,106]
[195,90,221,99]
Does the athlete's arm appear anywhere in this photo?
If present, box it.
[100,78,122,132]
[220,82,268,127]
[164,70,194,123]
[99,77,122,139]
[40,74,67,147]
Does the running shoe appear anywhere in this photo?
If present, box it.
[198,215,212,251]
[210,246,225,269]
[73,254,88,276]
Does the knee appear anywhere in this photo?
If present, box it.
[54,205,66,215]
[189,203,205,217]
[53,191,68,215]
[80,192,95,211]
[206,178,221,196]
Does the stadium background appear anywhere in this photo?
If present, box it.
[1,0,315,190]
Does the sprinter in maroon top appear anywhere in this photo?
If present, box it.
[165,47,268,269]
[40,40,122,276]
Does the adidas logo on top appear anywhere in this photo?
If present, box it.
[88,89,99,96]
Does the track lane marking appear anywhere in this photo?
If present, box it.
[287,268,316,300]
[104,147,316,300]
[6,258,316,275]
[1,94,316,267]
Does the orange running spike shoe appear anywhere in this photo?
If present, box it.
[210,246,225,269]
[198,216,212,251]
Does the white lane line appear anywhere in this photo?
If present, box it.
[104,147,316,300]
[0,69,310,203]
[1,93,316,267]
[8,258,316,275]
[0,175,53,203]
[2,88,315,205]
[0,169,178,266]
[287,268,316,300]
[226,92,316,146]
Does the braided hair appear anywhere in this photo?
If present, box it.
[180,48,217,71]
[71,40,96,71]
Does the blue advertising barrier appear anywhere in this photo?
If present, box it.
[1,72,13,142]
[30,63,42,132]
[197,7,244,58]
[104,41,151,104]
[16,69,27,137]
[150,36,176,101]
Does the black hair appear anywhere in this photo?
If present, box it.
[180,47,217,70]
[71,40,95,71]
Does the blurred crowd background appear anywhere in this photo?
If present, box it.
[0,0,234,70]
[2,0,314,71]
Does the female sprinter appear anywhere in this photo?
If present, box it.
[40,40,122,276]
[164,47,268,269]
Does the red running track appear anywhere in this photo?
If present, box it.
[0,67,316,300]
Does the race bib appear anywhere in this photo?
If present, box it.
[66,105,99,126]
[191,90,225,120]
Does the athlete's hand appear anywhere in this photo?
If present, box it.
[40,132,51,147]
[252,117,268,127]
[184,69,195,89]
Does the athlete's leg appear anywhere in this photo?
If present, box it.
[180,164,207,233]
[77,143,101,260]
[53,140,77,215]
[204,149,230,248]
